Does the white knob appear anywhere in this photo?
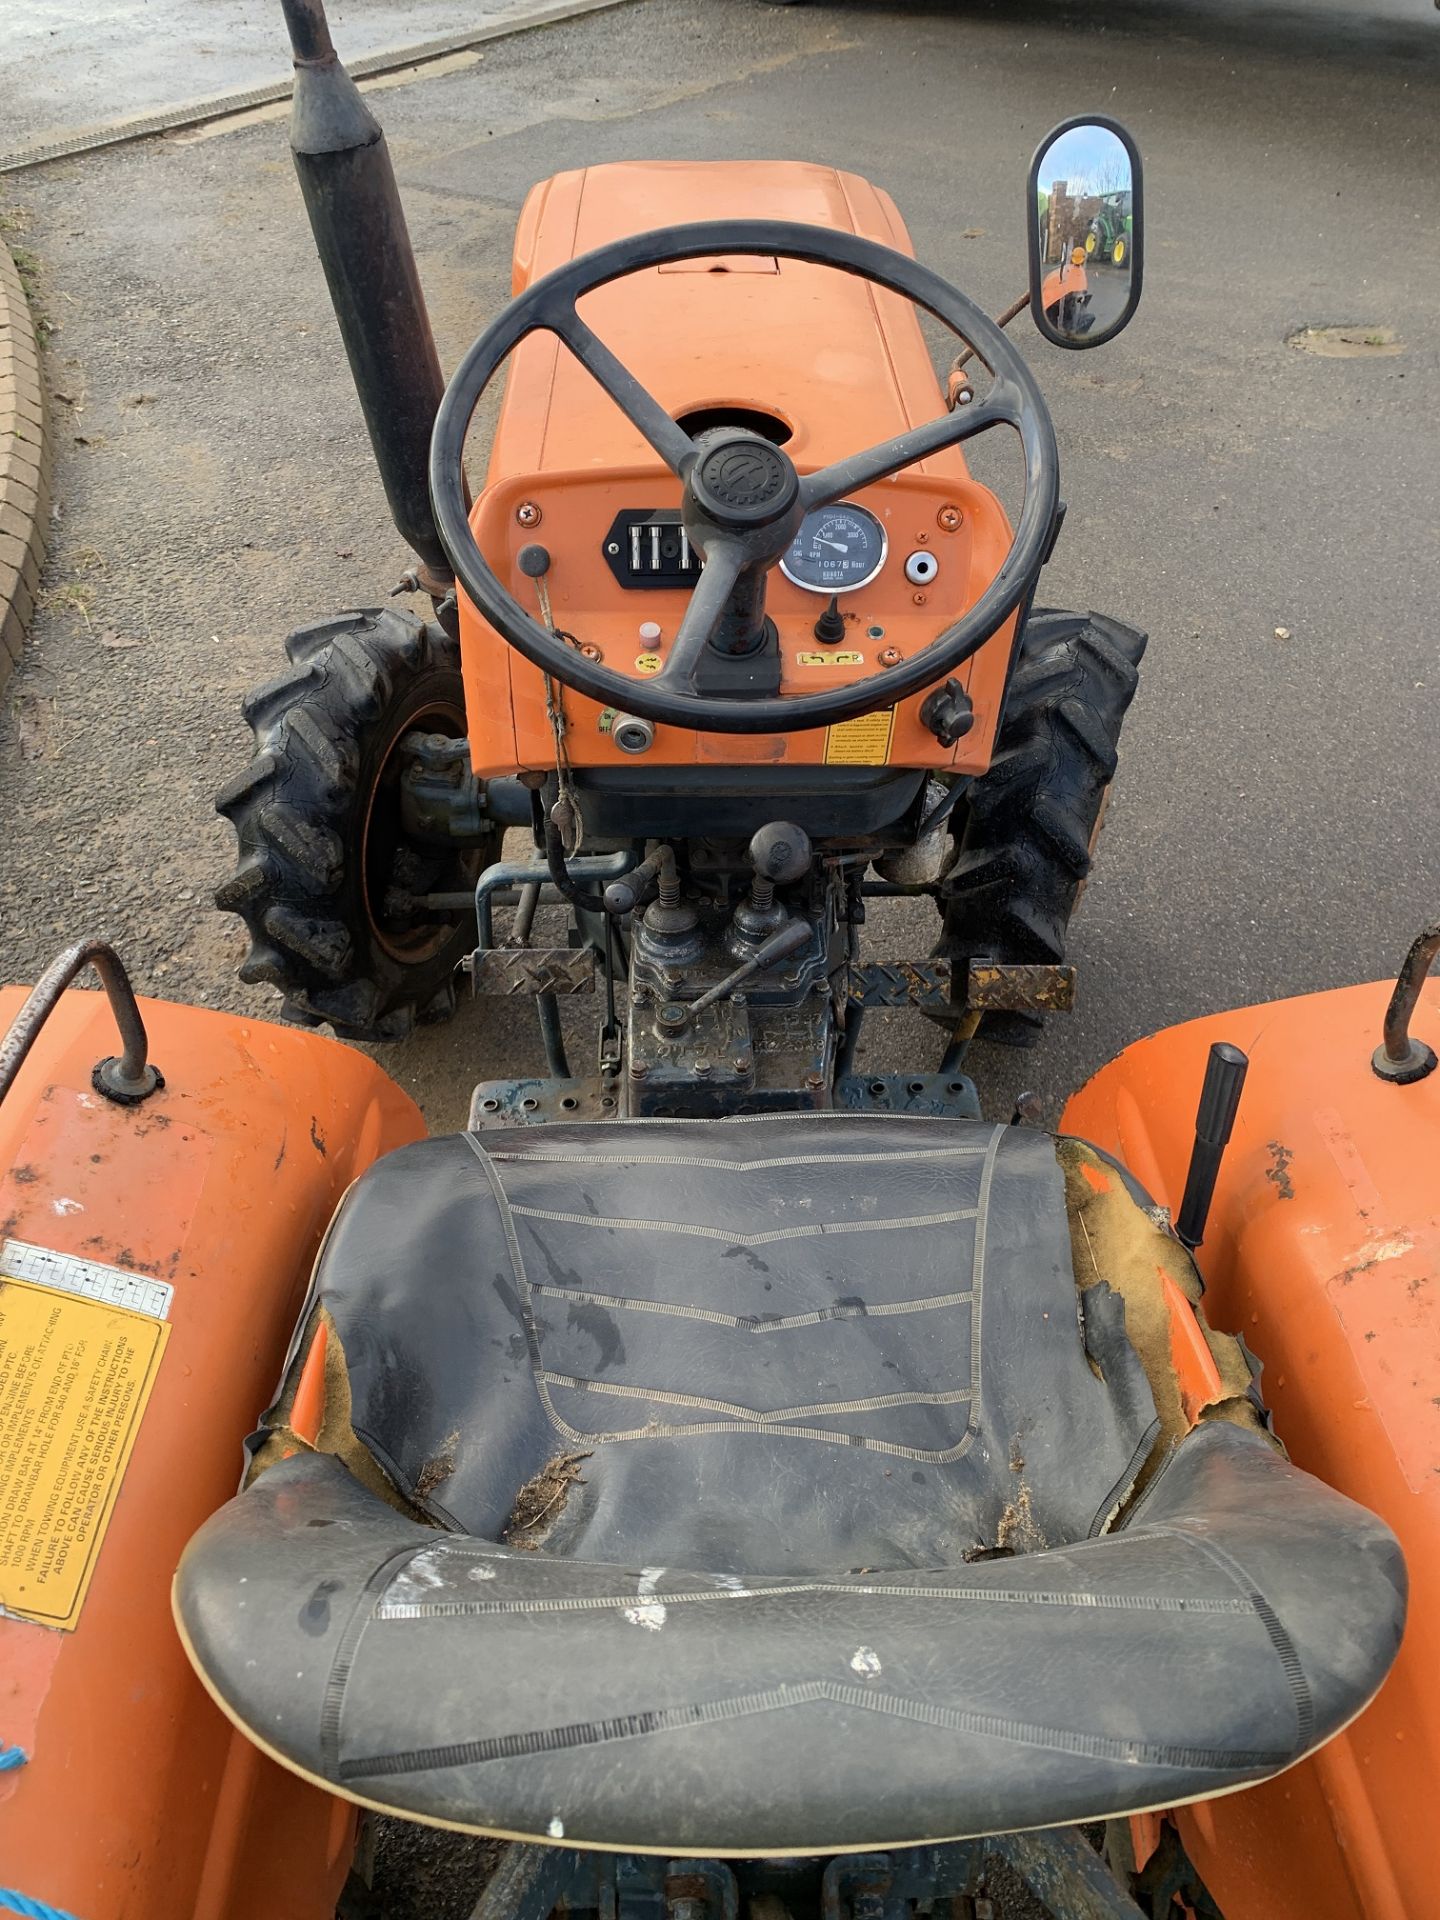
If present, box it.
[904,550,939,585]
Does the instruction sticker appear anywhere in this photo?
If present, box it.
[823,708,895,766]
[0,1261,169,1631]
[796,650,865,668]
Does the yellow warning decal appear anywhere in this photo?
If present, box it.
[634,651,663,675]
[823,708,895,766]
[796,651,864,668]
[0,1274,169,1631]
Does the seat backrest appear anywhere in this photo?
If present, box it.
[248,1115,1208,1576]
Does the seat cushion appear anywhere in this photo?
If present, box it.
[176,1424,1405,1850]
[253,1116,1166,1573]
[174,1114,1407,1851]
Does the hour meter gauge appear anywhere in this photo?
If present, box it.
[780,503,888,594]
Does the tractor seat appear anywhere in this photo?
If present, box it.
[175,1115,1405,1853]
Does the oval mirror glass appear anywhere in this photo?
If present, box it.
[1028,119,1143,349]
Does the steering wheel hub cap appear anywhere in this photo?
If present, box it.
[692,434,798,526]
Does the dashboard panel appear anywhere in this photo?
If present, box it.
[460,461,1020,779]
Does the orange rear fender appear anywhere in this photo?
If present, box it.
[1063,975,1439,1920]
[0,984,423,1920]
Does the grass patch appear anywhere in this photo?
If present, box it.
[2,198,58,343]
[42,580,96,625]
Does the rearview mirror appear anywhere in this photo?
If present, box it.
[1028,117,1143,349]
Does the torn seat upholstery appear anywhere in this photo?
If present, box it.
[174,1116,1406,1852]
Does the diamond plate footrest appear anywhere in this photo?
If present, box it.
[847,960,1075,1014]
[964,961,1076,1013]
[468,948,595,995]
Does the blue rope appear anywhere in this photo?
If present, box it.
[0,1746,27,1770]
[0,1894,85,1920]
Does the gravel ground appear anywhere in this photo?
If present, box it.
[2,0,1436,1136]
[0,2,1436,1901]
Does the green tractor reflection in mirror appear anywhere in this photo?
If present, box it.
[1028,116,1143,349]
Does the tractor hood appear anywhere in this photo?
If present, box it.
[491,160,949,481]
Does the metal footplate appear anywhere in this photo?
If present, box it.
[468,948,596,995]
[460,1831,1148,1920]
[837,1071,981,1119]
[469,1076,616,1129]
[848,959,1076,1013]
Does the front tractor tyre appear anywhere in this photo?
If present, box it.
[936,607,1147,1046]
[216,607,496,1041]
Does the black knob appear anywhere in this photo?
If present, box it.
[748,821,812,885]
[919,677,975,749]
[1175,1042,1249,1252]
[603,877,640,916]
[517,544,551,578]
[813,595,846,645]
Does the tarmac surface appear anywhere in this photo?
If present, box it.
[2,0,571,154]
[0,0,1436,1907]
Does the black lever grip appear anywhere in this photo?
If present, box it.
[1175,1041,1248,1252]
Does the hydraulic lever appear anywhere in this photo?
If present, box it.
[1175,1041,1249,1252]
[658,920,812,1032]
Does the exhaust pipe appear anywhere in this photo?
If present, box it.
[280,0,451,588]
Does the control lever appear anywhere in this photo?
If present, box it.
[732,820,813,948]
[603,847,667,917]
[1175,1041,1249,1252]
[658,919,812,1031]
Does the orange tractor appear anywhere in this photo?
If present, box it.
[0,6,1429,1917]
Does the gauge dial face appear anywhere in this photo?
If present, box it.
[780,503,888,595]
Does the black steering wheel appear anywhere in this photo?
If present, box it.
[429,220,1059,736]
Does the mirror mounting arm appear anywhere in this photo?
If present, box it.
[946,289,1033,408]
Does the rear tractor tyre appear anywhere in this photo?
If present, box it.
[936,607,1147,1047]
[215,607,497,1042]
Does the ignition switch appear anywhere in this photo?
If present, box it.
[904,550,939,586]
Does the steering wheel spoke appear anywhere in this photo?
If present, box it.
[656,540,749,690]
[799,384,1022,512]
[553,311,698,478]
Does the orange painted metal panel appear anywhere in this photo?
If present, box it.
[1062,975,1438,1920]
[461,161,1020,778]
[0,986,423,1920]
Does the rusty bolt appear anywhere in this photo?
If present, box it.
[878,646,903,667]
[937,505,962,532]
[804,1070,825,1090]
[693,1058,713,1077]
[579,641,603,661]
[912,591,928,607]
[628,1060,649,1079]
[515,501,543,527]
[733,1054,753,1073]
